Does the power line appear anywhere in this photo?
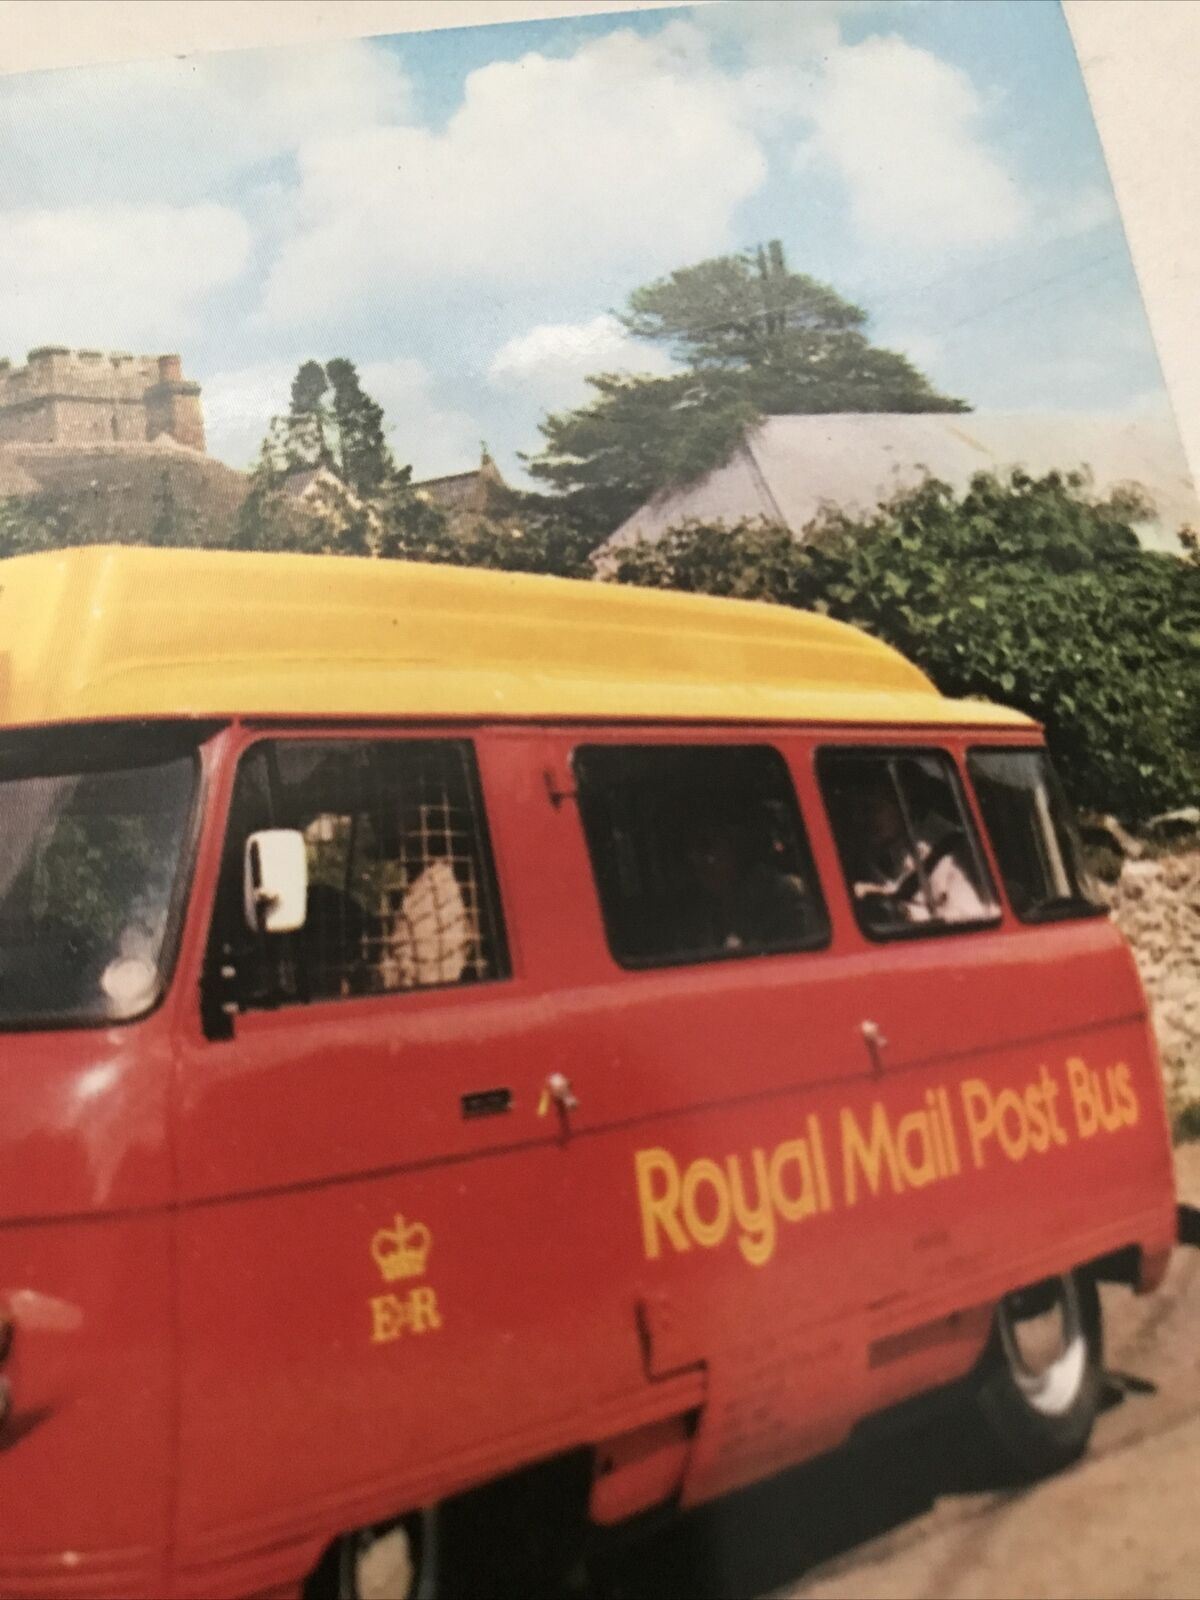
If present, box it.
[608,248,1127,353]
[940,251,1122,335]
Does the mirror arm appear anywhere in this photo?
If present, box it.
[251,887,277,934]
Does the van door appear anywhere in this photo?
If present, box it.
[811,743,1013,1339]
[812,740,1161,1378]
[171,729,648,1585]
[545,733,878,1503]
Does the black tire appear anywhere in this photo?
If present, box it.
[967,1270,1103,1480]
[437,1454,590,1598]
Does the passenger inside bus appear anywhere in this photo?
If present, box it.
[215,739,502,1006]
[679,804,817,955]
[573,744,828,967]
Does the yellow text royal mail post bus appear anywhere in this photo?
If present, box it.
[0,545,1185,1599]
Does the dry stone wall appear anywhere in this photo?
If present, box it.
[1104,850,1200,1114]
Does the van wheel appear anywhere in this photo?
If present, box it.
[306,1512,438,1600]
[305,1455,588,1599]
[969,1270,1103,1479]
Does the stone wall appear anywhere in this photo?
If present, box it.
[1105,850,1200,1113]
[0,439,247,545]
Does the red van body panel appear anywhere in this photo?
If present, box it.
[0,1028,175,1598]
[0,719,1178,1599]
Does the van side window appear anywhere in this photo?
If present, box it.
[573,744,828,969]
[819,749,1000,938]
[968,748,1105,921]
[212,739,509,1008]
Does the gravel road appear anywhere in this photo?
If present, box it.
[593,1145,1200,1600]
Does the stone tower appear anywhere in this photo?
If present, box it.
[0,347,206,451]
[143,354,205,451]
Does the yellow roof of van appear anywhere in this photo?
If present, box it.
[0,545,1034,730]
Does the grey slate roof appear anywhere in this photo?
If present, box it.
[605,412,1200,556]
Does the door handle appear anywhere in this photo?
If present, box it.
[537,1071,579,1132]
[860,1019,888,1076]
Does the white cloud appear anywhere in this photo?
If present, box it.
[0,40,412,207]
[696,1,905,66]
[0,41,406,358]
[0,9,1086,441]
[360,357,480,478]
[0,205,250,353]
[799,35,1027,254]
[204,355,479,477]
[260,28,767,322]
[201,359,297,467]
[2,13,1032,354]
[487,314,674,411]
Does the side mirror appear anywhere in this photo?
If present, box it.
[244,830,308,934]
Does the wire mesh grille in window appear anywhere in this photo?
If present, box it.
[279,739,507,1001]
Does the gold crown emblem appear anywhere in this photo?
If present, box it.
[371,1214,432,1283]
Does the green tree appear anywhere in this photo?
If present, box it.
[233,447,379,557]
[286,359,335,470]
[148,470,188,547]
[377,480,596,578]
[528,373,759,538]
[0,478,206,555]
[232,478,377,557]
[375,466,455,558]
[527,242,965,531]
[235,361,456,559]
[0,493,84,556]
[326,358,393,495]
[253,359,394,496]
[624,241,964,415]
[236,359,400,553]
[290,360,327,411]
[605,470,1200,821]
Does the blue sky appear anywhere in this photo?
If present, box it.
[0,0,1174,482]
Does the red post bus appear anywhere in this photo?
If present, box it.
[0,545,1183,1599]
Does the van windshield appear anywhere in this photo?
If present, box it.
[0,725,202,1029]
[968,747,1105,922]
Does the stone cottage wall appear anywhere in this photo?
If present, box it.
[1104,851,1200,1113]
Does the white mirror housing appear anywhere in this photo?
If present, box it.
[244,829,308,933]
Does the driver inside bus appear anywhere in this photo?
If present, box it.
[850,769,990,927]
